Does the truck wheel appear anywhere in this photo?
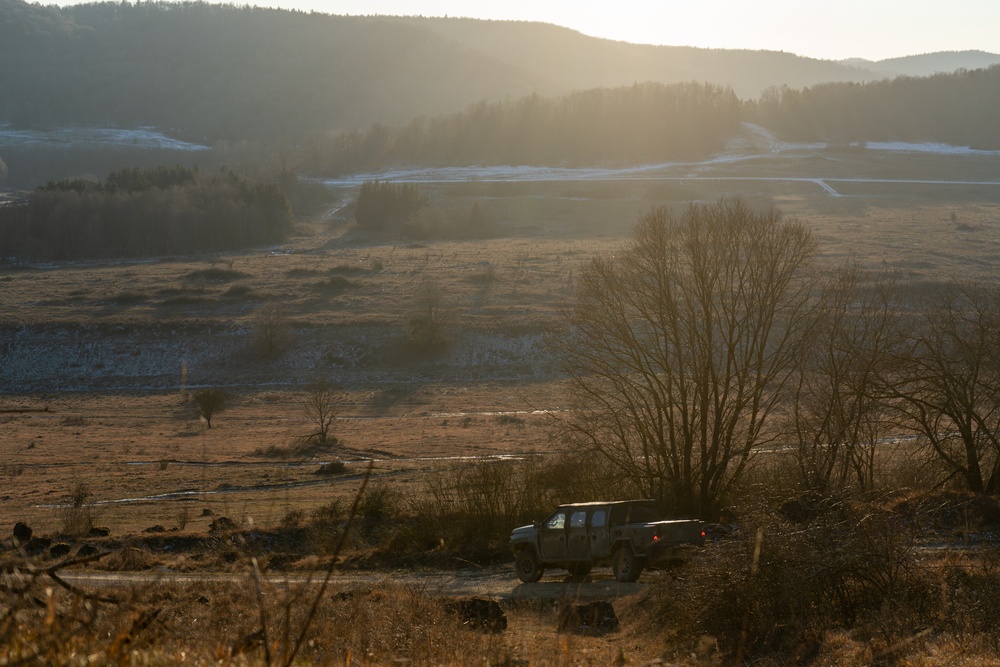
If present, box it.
[515,549,544,583]
[566,562,592,579]
[612,546,644,583]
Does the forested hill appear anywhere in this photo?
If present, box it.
[753,65,1000,149]
[0,1,547,141]
[307,82,741,174]
[307,64,1000,174]
[0,0,932,144]
[3,0,999,162]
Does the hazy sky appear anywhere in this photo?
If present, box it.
[55,0,1000,62]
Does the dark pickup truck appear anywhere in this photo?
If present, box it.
[509,500,705,583]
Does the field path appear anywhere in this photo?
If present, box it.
[59,567,646,600]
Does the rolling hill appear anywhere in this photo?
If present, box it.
[4,0,994,146]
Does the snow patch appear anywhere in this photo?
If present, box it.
[864,141,1000,156]
[0,124,210,152]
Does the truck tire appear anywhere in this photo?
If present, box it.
[612,546,644,583]
[566,562,592,579]
[515,549,544,583]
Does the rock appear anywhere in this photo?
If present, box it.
[24,537,52,555]
[201,508,214,517]
[557,601,619,634]
[88,526,111,538]
[209,517,237,533]
[265,553,295,571]
[76,544,100,557]
[49,542,72,558]
[443,597,508,633]
[12,522,32,544]
[144,525,166,533]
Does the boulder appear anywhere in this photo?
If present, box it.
[49,542,72,558]
[209,517,237,533]
[12,522,32,544]
[443,597,507,633]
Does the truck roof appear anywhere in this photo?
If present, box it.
[557,500,657,509]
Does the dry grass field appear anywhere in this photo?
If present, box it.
[3,148,1000,664]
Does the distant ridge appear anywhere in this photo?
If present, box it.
[394,16,884,98]
[1,0,998,145]
[839,50,1000,78]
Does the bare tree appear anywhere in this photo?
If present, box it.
[302,381,340,445]
[408,281,450,352]
[252,303,292,359]
[557,200,816,518]
[788,263,902,493]
[894,283,1000,493]
[193,387,228,429]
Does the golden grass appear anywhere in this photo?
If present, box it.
[3,150,1000,664]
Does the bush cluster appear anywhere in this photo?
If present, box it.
[354,180,427,231]
[0,166,290,259]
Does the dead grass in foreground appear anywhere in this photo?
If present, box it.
[4,153,1000,664]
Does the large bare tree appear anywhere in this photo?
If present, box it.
[558,200,816,517]
[894,283,1000,494]
[301,381,341,445]
[788,264,902,493]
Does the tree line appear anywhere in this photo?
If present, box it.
[304,82,741,174]
[4,0,1000,160]
[559,199,1000,518]
[751,65,1000,148]
[0,166,290,260]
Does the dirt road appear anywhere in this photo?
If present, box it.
[59,566,647,600]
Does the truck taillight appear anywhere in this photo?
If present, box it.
[652,534,659,541]
[701,531,706,538]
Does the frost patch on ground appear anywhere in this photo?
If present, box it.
[322,123,998,187]
[0,325,558,393]
[0,124,210,151]
[864,141,1000,156]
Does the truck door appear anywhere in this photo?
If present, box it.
[589,509,611,558]
[567,510,590,560]
[540,510,568,559]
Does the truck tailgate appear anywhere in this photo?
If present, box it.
[650,519,705,545]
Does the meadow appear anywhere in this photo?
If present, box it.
[3,146,1000,664]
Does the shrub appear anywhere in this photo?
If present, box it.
[185,267,245,282]
[59,482,95,536]
[251,303,292,358]
[406,281,450,353]
[314,459,346,476]
[411,454,613,557]
[359,483,402,522]
[354,180,427,231]
[192,388,228,429]
[649,500,925,662]
[311,276,355,294]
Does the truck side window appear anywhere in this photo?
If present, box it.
[546,512,566,530]
[570,511,587,528]
[591,510,607,527]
